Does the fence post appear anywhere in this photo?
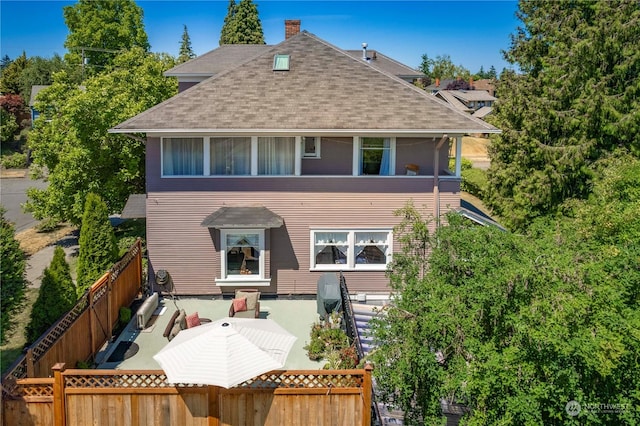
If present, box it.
[52,362,66,426]
[26,348,35,377]
[363,364,373,426]
[208,385,220,426]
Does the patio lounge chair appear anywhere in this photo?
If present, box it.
[229,289,261,318]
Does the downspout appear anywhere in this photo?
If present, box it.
[433,135,448,223]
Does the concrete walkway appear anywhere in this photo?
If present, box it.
[25,231,79,289]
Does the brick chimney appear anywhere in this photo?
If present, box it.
[285,20,301,39]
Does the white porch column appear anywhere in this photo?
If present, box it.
[251,136,258,175]
[455,136,462,177]
[294,136,302,176]
[352,136,360,176]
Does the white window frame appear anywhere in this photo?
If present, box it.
[161,137,205,177]
[302,136,321,159]
[352,136,396,176]
[216,229,271,286]
[310,229,392,271]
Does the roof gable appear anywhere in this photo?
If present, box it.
[112,32,498,135]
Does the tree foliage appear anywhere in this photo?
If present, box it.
[178,25,196,63]
[25,246,77,343]
[18,54,67,102]
[219,0,265,45]
[487,0,640,229]
[370,156,640,424]
[419,53,470,80]
[63,0,150,72]
[76,193,118,296]
[0,208,27,344]
[0,52,28,94]
[25,48,177,224]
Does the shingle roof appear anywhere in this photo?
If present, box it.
[343,50,423,79]
[111,32,499,135]
[448,90,497,102]
[164,44,271,76]
[434,91,473,112]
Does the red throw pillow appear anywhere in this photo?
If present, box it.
[233,297,247,312]
[186,312,201,328]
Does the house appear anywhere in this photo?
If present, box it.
[110,22,499,297]
[435,89,497,117]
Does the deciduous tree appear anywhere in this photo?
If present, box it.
[370,160,640,425]
[487,0,640,229]
[25,48,176,224]
[63,0,150,73]
[76,193,118,296]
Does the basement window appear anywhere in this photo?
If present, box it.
[273,54,290,71]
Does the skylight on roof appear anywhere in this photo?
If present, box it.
[273,54,290,71]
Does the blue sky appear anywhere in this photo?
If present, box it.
[0,0,519,73]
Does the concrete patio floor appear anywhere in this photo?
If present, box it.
[96,296,325,371]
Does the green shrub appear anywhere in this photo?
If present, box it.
[449,157,474,172]
[0,152,27,169]
[25,246,77,343]
[36,217,60,232]
[119,306,132,327]
[304,320,352,366]
[0,209,27,344]
[76,193,118,296]
[461,167,488,199]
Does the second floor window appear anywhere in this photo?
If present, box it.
[163,137,203,176]
[211,137,251,175]
[360,137,392,175]
[258,137,295,175]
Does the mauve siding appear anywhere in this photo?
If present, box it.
[145,189,459,296]
[301,137,352,175]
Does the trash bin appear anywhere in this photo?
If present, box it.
[317,273,342,320]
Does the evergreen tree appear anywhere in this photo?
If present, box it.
[487,0,640,229]
[76,193,118,296]
[178,25,196,63]
[0,52,28,94]
[0,208,27,344]
[25,246,77,343]
[219,0,265,45]
[487,65,497,79]
[219,0,237,45]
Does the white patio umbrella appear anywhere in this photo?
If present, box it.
[153,317,296,388]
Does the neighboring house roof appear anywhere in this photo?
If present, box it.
[424,79,456,92]
[434,91,473,113]
[472,106,493,119]
[448,90,497,103]
[473,79,496,96]
[111,31,499,135]
[29,85,50,107]
[164,44,271,78]
[343,50,423,80]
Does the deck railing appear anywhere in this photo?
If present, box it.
[3,364,373,426]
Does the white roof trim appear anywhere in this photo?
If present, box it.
[109,128,500,137]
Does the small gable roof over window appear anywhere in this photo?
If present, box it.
[201,207,284,229]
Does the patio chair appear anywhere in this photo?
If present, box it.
[229,289,261,318]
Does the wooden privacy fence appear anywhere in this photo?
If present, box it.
[3,365,373,426]
[1,240,143,399]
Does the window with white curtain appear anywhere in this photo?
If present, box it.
[360,137,392,175]
[310,229,392,271]
[162,138,204,176]
[221,230,264,279]
[258,137,295,175]
[210,137,251,175]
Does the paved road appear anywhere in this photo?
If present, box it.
[0,173,48,232]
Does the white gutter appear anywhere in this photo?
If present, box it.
[108,128,500,136]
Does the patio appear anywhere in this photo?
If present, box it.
[96,295,325,371]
